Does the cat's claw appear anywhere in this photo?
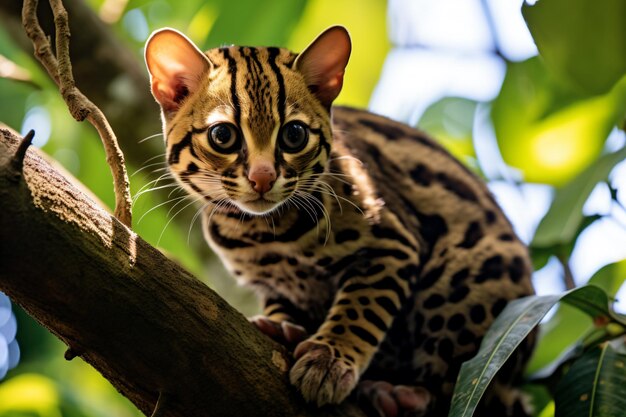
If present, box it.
[250,315,308,347]
[290,340,358,406]
[356,380,431,417]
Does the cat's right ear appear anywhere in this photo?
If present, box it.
[145,28,211,114]
[295,26,351,109]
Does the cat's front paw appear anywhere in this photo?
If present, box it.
[290,339,358,406]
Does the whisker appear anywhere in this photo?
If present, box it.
[138,132,164,143]
[136,194,188,225]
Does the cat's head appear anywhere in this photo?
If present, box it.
[145,26,351,215]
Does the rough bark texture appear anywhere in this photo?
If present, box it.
[0,129,365,417]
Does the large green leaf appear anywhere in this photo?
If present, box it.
[449,286,615,417]
[523,0,626,95]
[528,260,626,375]
[555,342,626,417]
[491,58,625,186]
[532,146,626,249]
[450,294,559,417]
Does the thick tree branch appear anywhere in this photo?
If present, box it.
[22,0,132,227]
[0,128,365,417]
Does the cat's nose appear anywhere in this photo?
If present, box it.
[248,163,276,194]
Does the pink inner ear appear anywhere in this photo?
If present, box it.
[145,29,210,112]
[295,26,351,108]
[152,77,191,112]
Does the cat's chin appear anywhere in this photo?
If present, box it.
[234,198,281,216]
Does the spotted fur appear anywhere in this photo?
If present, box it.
[146,26,534,416]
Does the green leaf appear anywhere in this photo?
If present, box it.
[492,58,625,186]
[202,0,307,49]
[532,147,626,249]
[449,293,559,417]
[527,260,626,375]
[530,214,602,271]
[522,0,626,95]
[450,286,614,417]
[554,342,626,417]
[417,97,477,163]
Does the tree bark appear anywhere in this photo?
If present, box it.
[0,129,365,417]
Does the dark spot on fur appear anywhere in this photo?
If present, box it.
[470,304,487,324]
[491,298,509,317]
[428,315,444,332]
[475,255,505,283]
[332,325,345,335]
[335,229,361,244]
[259,253,282,266]
[509,256,526,283]
[417,264,445,290]
[451,268,471,286]
[458,221,484,249]
[435,172,478,202]
[410,163,434,186]
[423,294,446,309]
[499,233,514,241]
[346,308,358,320]
[449,286,470,303]
[447,313,466,330]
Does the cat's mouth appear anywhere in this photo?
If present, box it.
[236,196,280,215]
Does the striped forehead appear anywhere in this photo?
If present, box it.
[217,46,295,151]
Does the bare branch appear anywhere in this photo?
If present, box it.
[21,0,132,227]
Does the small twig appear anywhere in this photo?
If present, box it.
[21,0,132,227]
[9,130,35,182]
[557,253,576,290]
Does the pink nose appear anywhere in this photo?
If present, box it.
[248,164,276,194]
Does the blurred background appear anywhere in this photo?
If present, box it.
[0,0,625,416]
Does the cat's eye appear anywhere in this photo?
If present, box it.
[208,123,241,153]
[279,121,309,153]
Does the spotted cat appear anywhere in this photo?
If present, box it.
[145,26,535,416]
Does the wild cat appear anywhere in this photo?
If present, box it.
[145,26,534,416]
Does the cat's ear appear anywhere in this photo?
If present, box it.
[295,26,351,108]
[145,28,211,113]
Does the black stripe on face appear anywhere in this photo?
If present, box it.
[309,127,331,157]
[290,143,323,173]
[168,132,195,165]
[267,47,286,126]
[220,48,241,126]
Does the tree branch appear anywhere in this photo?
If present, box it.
[0,128,365,417]
[21,0,132,227]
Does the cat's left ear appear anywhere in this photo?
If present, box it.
[295,26,351,108]
[145,28,211,114]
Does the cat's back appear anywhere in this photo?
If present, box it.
[331,106,513,239]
